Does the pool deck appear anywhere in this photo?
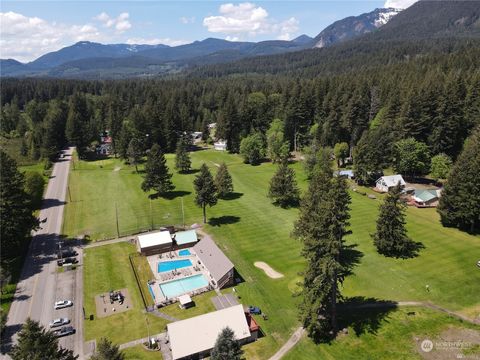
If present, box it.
[146,248,213,306]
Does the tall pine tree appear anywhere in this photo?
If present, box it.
[293,169,351,342]
[141,144,174,196]
[215,162,234,198]
[0,151,38,264]
[194,163,217,223]
[175,136,192,173]
[438,128,480,233]
[90,338,124,360]
[10,318,77,360]
[210,327,243,360]
[372,184,419,258]
[268,161,300,208]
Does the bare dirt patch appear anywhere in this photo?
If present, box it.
[95,288,133,318]
[113,166,121,172]
[254,262,284,279]
[416,326,480,360]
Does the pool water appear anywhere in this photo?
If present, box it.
[160,274,209,298]
[178,249,191,256]
[158,259,192,273]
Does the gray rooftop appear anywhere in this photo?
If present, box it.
[193,236,234,284]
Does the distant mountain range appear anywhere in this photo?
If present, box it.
[0,5,407,78]
[5,2,475,79]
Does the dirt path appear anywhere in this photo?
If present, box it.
[268,327,305,360]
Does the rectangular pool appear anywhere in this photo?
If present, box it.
[158,259,192,273]
[160,274,209,299]
[178,249,191,256]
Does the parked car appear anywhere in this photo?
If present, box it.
[57,257,78,266]
[54,300,73,309]
[57,249,77,259]
[53,326,75,337]
[248,306,262,315]
[49,318,70,328]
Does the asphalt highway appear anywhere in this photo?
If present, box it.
[1,147,84,359]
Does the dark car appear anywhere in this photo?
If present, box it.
[57,257,78,266]
[57,249,77,259]
[53,326,75,337]
[248,306,262,315]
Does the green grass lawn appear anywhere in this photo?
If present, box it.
[83,242,169,344]
[283,307,480,360]
[67,149,480,358]
[122,345,163,360]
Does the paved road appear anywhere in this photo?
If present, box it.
[1,147,84,359]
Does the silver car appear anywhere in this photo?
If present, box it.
[49,318,70,328]
[54,300,73,309]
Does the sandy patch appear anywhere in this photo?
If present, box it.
[254,262,284,279]
[95,288,132,318]
[113,166,121,172]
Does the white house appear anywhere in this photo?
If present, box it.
[214,140,227,151]
[375,175,406,193]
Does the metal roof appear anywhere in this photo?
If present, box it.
[193,236,234,284]
[137,230,172,249]
[168,305,250,360]
[377,174,406,187]
[175,229,198,246]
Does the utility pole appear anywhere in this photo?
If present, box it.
[115,202,120,238]
[181,197,185,229]
[67,186,72,202]
[145,316,151,348]
[150,198,153,230]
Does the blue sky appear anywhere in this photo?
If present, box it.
[1,1,417,62]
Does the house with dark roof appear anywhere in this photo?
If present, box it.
[193,236,234,288]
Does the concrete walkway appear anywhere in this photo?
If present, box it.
[118,332,165,350]
[268,327,305,360]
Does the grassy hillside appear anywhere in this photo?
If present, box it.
[66,149,480,358]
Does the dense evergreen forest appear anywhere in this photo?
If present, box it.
[1,41,479,167]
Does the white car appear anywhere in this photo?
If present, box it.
[54,300,73,309]
[49,318,70,328]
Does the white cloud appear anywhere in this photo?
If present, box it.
[180,16,195,24]
[384,0,418,9]
[203,2,299,40]
[94,12,131,33]
[0,11,102,62]
[126,37,190,47]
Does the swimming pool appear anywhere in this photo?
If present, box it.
[160,274,209,298]
[178,249,191,256]
[158,259,192,273]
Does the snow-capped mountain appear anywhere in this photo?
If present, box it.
[312,8,402,48]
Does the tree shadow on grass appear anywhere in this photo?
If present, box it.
[178,168,200,175]
[339,243,364,277]
[208,215,241,227]
[337,296,398,337]
[149,190,191,200]
[220,192,243,201]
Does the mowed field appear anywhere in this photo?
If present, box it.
[64,149,480,359]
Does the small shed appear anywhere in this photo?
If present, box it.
[178,294,193,309]
[214,140,227,151]
[376,175,406,193]
[174,229,198,249]
[137,230,172,256]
